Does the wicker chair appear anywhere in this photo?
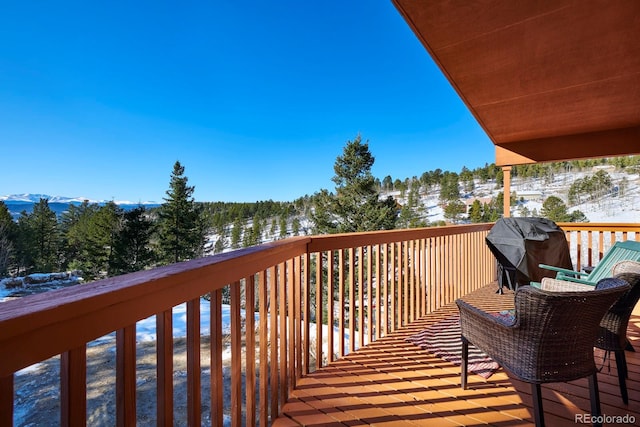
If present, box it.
[457,279,630,427]
[542,261,640,404]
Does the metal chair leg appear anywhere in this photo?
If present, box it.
[531,383,545,427]
[614,350,629,404]
[461,337,469,389]
[589,373,602,427]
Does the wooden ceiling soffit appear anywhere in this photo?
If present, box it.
[495,126,640,166]
[392,0,640,166]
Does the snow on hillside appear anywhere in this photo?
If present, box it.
[513,170,640,222]
[391,169,640,224]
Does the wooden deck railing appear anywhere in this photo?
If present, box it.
[557,222,640,271]
[0,222,637,426]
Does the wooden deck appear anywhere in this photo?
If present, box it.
[274,284,640,426]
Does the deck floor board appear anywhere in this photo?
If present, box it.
[275,284,640,426]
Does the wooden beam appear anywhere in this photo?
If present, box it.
[496,126,640,166]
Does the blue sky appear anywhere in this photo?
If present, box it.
[0,1,493,203]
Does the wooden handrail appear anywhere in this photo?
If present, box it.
[0,236,311,377]
[2,222,636,425]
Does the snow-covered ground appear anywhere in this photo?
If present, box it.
[391,169,640,224]
[511,170,640,223]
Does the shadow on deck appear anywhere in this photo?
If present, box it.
[275,284,640,426]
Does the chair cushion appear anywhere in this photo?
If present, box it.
[490,309,516,325]
[612,260,640,275]
[595,277,628,290]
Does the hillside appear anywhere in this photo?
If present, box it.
[387,168,640,225]
[200,167,640,256]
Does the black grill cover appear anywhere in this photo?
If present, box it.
[486,217,573,292]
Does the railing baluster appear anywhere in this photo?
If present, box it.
[293,256,302,382]
[382,243,388,337]
[327,251,335,363]
[315,252,323,369]
[374,244,381,340]
[348,247,356,353]
[210,288,223,427]
[358,246,364,349]
[390,243,397,332]
[414,239,419,319]
[246,276,256,427]
[445,235,451,306]
[404,241,409,324]
[419,239,426,317]
[427,238,434,313]
[287,258,296,390]
[116,325,136,427]
[230,282,242,427]
[434,237,440,309]
[258,271,269,427]
[186,298,201,426]
[156,309,173,426]
[366,244,373,345]
[338,249,345,357]
[461,234,468,296]
[278,262,287,412]
[0,375,12,427]
[61,346,86,427]
[269,266,278,419]
[577,231,583,269]
[303,253,310,375]
[587,231,594,266]
[598,232,605,262]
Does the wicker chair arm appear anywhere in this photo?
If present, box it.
[456,299,521,370]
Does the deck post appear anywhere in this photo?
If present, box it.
[502,165,512,217]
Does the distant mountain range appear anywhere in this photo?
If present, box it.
[0,193,159,205]
[1,194,160,218]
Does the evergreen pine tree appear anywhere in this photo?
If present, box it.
[312,135,398,233]
[443,200,466,223]
[14,212,33,274]
[214,237,225,254]
[112,206,155,275]
[468,200,483,223]
[438,172,461,203]
[292,217,301,235]
[0,201,17,276]
[83,202,123,279]
[60,201,100,274]
[157,161,206,264]
[231,217,243,249]
[279,215,288,239]
[541,196,571,222]
[26,198,60,272]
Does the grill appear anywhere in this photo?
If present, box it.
[485,217,573,293]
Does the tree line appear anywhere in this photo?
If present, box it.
[2,138,637,280]
[0,162,199,279]
[0,161,311,279]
